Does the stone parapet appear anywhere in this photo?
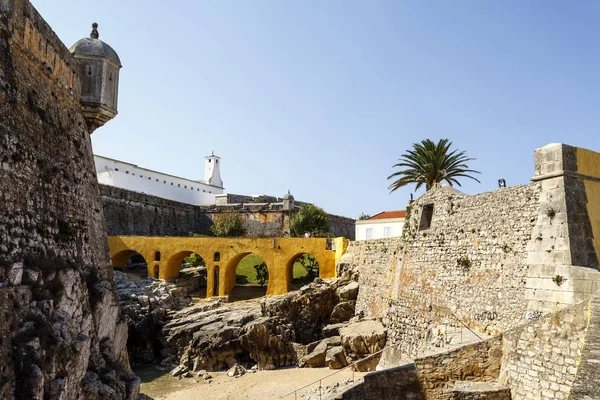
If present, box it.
[0,0,80,100]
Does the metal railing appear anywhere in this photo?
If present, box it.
[279,348,385,400]
[280,311,483,399]
[448,310,483,341]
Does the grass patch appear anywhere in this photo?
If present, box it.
[235,254,310,285]
[236,254,263,284]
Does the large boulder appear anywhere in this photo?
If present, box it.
[301,336,342,368]
[162,302,262,372]
[326,346,348,369]
[330,301,356,324]
[322,323,347,338]
[340,320,387,371]
[338,281,359,301]
[239,316,297,370]
[262,282,338,344]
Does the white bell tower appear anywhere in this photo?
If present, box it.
[204,152,223,188]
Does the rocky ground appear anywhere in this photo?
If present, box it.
[160,278,387,375]
[115,270,387,398]
[115,265,206,363]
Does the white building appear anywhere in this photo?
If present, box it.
[94,153,224,205]
[355,210,406,240]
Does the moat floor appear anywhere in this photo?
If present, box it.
[139,366,366,400]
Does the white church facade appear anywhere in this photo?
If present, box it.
[94,153,224,205]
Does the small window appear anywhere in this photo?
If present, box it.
[148,177,151,180]
[209,159,212,163]
[384,227,392,238]
[109,72,113,81]
[156,179,159,182]
[115,168,119,171]
[214,252,220,262]
[191,187,194,190]
[126,171,129,174]
[164,180,166,184]
[203,190,206,192]
[132,173,135,176]
[184,185,187,189]
[178,184,181,187]
[197,189,200,191]
[154,251,161,261]
[171,182,173,185]
[209,191,211,193]
[419,204,434,231]
[216,160,219,164]
[366,228,373,240]
[87,66,92,76]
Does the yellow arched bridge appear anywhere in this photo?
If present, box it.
[108,236,349,298]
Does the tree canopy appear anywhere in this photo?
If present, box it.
[210,213,245,237]
[387,138,481,192]
[290,204,330,237]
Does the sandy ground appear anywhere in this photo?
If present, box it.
[139,366,366,400]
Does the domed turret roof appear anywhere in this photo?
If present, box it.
[283,190,294,200]
[70,23,121,67]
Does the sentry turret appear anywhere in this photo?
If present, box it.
[70,23,122,133]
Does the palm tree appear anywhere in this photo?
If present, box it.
[387,139,481,192]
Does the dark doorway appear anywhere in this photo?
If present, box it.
[213,266,220,297]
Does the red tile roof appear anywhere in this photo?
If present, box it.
[367,210,407,220]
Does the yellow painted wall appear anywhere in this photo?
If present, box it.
[576,147,600,262]
[108,236,344,297]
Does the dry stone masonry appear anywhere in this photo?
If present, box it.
[0,0,138,398]
[339,143,600,397]
[499,300,588,400]
[100,184,356,239]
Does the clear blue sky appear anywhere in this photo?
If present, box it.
[34,1,600,218]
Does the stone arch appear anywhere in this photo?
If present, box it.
[224,252,272,299]
[110,249,152,278]
[164,250,208,280]
[111,249,147,269]
[285,252,321,291]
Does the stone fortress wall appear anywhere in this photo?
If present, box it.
[342,294,595,400]
[100,184,356,239]
[337,143,600,399]
[339,143,600,361]
[0,1,138,398]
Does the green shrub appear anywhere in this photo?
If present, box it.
[183,253,205,267]
[290,204,330,237]
[296,254,319,281]
[253,262,269,286]
[210,213,245,237]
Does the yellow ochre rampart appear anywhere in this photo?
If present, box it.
[576,147,600,263]
[108,236,348,297]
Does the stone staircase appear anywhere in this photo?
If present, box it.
[446,381,511,400]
